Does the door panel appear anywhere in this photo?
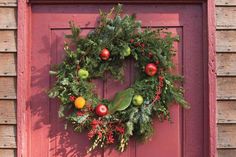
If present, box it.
[30,4,204,157]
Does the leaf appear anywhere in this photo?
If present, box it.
[129,107,139,120]
[109,88,134,114]
[49,70,57,75]
[75,114,89,124]
[61,78,69,85]
[64,123,68,130]
[48,87,60,98]
[58,105,66,118]
[66,114,89,124]
[126,121,134,136]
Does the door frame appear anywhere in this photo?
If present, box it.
[17,1,216,157]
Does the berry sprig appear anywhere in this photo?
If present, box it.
[151,75,164,104]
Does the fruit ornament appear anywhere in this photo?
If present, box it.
[123,45,131,57]
[95,104,108,116]
[145,63,158,76]
[99,48,110,60]
[132,95,144,106]
[78,69,89,79]
[74,97,86,109]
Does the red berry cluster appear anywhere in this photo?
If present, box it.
[76,111,85,116]
[106,123,125,144]
[115,126,125,134]
[106,131,115,144]
[148,52,153,58]
[87,119,124,144]
[88,119,103,139]
[151,76,164,104]
[130,38,145,48]
[69,95,76,102]
[130,39,134,43]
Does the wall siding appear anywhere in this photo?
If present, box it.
[216,1,236,156]
[0,2,17,157]
[0,100,16,124]
[217,77,236,99]
[218,101,236,123]
[0,53,16,76]
[217,53,236,76]
[0,0,16,7]
[0,31,17,52]
[0,8,17,29]
[216,7,236,29]
[0,149,16,157]
[216,0,236,6]
[216,30,236,52]
[218,149,236,157]
[0,125,16,148]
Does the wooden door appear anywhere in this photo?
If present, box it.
[30,4,206,157]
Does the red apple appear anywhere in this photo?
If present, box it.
[145,63,158,76]
[99,48,110,60]
[95,104,108,116]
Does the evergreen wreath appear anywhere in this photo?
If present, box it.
[48,4,188,153]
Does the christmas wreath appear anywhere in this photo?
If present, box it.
[48,4,188,153]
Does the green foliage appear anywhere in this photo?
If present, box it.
[48,4,188,153]
[108,88,134,114]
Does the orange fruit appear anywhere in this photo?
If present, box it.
[74,97,86,109]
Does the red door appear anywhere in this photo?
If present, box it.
[30,4,206,157]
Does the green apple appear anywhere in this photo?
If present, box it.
[132,95,144,106]
[78,69,89,79]
[123,46,131,57]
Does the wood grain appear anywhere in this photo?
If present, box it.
[0,0,17,155]
[216,2,236,156]
[216,0,236,6]
[29,0,205,4]
[218,124,236,148]
[0,77,16,99]
[0,53,16,76]
[216,7,236,29]
[218,101,236,123]
[216,31,236,52]
[0,125,16,148]
[0,149,16,157]
[218,149,236,157]
[209,0,217,156]
[0,100,16,124]
[0,31,16,52]
[217,77,236,100]
[217,53,236,76]
[0,0,17,6]
[0,8,16,29]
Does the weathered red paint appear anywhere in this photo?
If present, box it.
[17,1,216,157]
[29,0,206,4]
[206,0,217,156]
[17,0,31,157]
